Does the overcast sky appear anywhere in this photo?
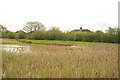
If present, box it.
[0,0,119,32]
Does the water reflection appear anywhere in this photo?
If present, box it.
[0,44,31,53]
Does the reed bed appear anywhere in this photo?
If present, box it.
[2,44,118,78]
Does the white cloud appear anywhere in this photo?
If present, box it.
[0,0,119,32]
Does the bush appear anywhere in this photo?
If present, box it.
[46,27,63,40]
[17,31,26,39]
[2,26,119,44]
[74,32,83,41]
[118,31,120,43]
[31,31,46,40]
[82,32,95,42]
[101,33,111,43]
[64,32,76,41]
[1,32,8,38]
[93,32,103,42]
[7,32,16,39]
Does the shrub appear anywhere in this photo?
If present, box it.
[7,32,16,39]
[31,31,46,40]
[46,27,63,40]
[64,32,76,41]
[82,32,95,42]
[17,31,26,39]
[74,32,83,41]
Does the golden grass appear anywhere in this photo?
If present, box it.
[2,44,118,78]
[0,48,2,79]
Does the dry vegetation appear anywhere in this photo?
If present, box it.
[0,49,2,79]
[2,43,118,78]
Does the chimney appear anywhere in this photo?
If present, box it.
[80,27,82,30]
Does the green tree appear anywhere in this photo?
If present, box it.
[106,27,117,35]
[105,27,118,43]
[82,32,95,42]
[7,32,16,39]
[118,28,120,43]
[94,30,104,42]
[95,30,104,34]
[74,32,83,41]
[31,30,46,40]
[16,30,26,39]
[47,27,63,40]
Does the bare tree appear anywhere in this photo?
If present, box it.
[23,21,46,33]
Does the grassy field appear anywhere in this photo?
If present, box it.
[20,39,117,45]
[1,39,23,44]
[1,39,118,78]
[1,38,117,45]
[0,46,2,79]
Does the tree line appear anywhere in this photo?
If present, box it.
[0,21,120,43]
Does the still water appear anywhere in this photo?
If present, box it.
[0,44,31,53]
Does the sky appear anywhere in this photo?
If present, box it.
[0,0,119,32]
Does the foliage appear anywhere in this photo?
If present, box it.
[31,30,46,40]
[7,32,16,39]
[16,30,26,39]
[46,27,63,40]
[74,32,83,41]
[1,26,119,43]
[106,27,118,35]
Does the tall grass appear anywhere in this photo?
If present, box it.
[2,44,118,78]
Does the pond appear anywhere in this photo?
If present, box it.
[0,44,31,53]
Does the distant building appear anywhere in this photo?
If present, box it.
[71,27,91,32]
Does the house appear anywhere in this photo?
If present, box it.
[71,27,91,32]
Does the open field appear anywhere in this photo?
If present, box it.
[1,38,117,45]
[1,39,23,44]
[1,39,119,78]
[20,39,117,45]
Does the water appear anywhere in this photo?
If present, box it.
[0,44,31,53]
